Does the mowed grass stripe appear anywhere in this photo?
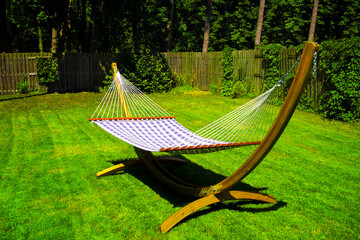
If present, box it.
[52,101,168,238]
[43,108,121,238]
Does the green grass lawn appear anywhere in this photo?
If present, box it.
[0,89,359,239]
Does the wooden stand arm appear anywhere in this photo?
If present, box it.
[218,42,320,191]
[160,190,276,233]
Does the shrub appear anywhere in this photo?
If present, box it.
[121,48,176,93]
[231,66,249,98]
[17,74,29,94]
[175,73,186,87]
[36,58,59,84]
[318,37,360,121]
[231,81,246,98]
[221,45,235,96]
[259,44,286,92]
[210,83,219,94]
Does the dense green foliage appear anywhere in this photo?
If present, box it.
[3,0,360,53]
[36,58,59,83]
[231,66,248,98]
[259,44,315,109]
[120,49,176,93]
[231,81,247,98]
[0,91,359,239]
[258,40,360,121]
[318,37,360,122]
[259,44,286,92]
[16,74,30,94]
[221,46,235,96]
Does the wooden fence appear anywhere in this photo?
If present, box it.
[0,53,52,94]
[0,50,322,105]
[53,53,122,92]
[0,53,123,94]
[163,48,322,105]
[163,49,269,94]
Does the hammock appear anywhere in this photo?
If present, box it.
[89,67,288,153]
[89,42,319,233]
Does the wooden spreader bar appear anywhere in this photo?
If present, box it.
[159,141,261,152]
[89,116,175,121]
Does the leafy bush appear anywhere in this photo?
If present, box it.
[231,66,249,98]
[209,83,219,94]
[175,73,186,87]
[121,48,176,93]
[318,37,360,122]
[221,45,235,96]
[97,69,114,93]
[36,58,59,83]
[231,81,246,98]
[17,74,29,94]
[259,44,286,92]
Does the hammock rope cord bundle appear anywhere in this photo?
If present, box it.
[89,42,320,233]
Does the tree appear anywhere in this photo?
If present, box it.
[202,0,212,52]
[210,1,258,50]
[166,0,174,52]
[79,0,88,52]
[38,20,43,52]
[57,0,72,53]
[51,25,57,52]
[255,0,265,47]
[262,0,312,46]
[308,0,318,41]
[3,0,360,53]
[48,0,72,53]
[0,0,7,52]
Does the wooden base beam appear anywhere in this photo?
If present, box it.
[160,190,276,233]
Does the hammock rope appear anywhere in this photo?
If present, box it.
[90,56,303,153]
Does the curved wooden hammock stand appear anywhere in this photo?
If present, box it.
[92,42,319,233]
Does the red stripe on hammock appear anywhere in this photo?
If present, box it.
[89,116,175,121]
[159,141,261,152]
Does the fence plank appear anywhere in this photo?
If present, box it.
[0,56,4,94]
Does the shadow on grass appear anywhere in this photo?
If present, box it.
[103,155,288,230]
[106,155,287,209]
[0,92,48,102]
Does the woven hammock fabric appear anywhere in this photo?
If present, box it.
[92,118,260,153]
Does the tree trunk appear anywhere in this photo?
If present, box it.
[131,20,138,53]
[79,0,87,52]
[255,0,265,47]
[38,26,43,53]
[202,0,212,53]
[308,0,319,41]
[88,0,98,53]
[166,0,174,52]
[58,0,72,52]
[51,27,57,53]
[0,0,7,52]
